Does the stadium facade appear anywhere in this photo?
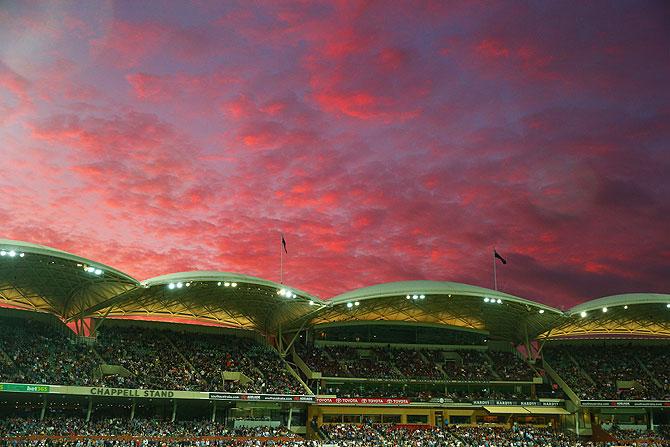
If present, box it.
[1,238,669,442]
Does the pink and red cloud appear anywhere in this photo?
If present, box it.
[0,1,668,309]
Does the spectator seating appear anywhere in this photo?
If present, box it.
[298,344,537,382]
[545,345,670,400]
[0,317,304,394]
[0,318,98,386]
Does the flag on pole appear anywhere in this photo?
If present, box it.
[494,250,507,264]
[281,235,288,254]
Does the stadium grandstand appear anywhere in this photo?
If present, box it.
[1,238,669,446]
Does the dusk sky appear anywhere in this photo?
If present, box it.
[1,1,668,308]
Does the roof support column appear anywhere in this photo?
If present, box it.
[280,318,311,358]
[523,323,532,361]
[277,323,283,354]
[534,329,552,361]
[40,396,47,421]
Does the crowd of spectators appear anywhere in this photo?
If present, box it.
[299,345,536,382]
[296,345,341,376]
[0,418,318,446]
[324,382,532,402]
[447,425,589,447]
[321,424,632,447]
[1,442,314,447]
[544,348,599,400]
[487,351,536,381]
[546,345,669,400]
[442,351,493,381]
[97,327,197,391]
[97,327,303,394]
[605,425,670,441]
[324,423,449,446]
[0,318,98,387]
[0,417,301,438]
[0,318,304,395]
[636,347,670,399]
[171,332,303,394]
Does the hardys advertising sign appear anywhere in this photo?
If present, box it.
[581,400,670,408]
[470,400,561,407]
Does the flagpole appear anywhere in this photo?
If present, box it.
[493,248,498,291]
[280,234,284,284]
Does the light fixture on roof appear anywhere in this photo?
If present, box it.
[231,282,237,288]
[602,307,608,313]
[666,303,670,309]
[346,302,353,308]
[185,282,191,287]
[2,250,26,258]
[224,282,230,287]
[309,301,315,306]
[580,311,587,318]
[484,297,490,303]
[277,288,296,298]
[420,294,425,299]
[217,282,221,286]
[168,283,175,290]
[496,299,502,304]
[623,305,628,309]
[406,295,410,299]
[94,269,102,275]
[176,282,183,288]
[354,301,360,306]
[539,309,545,314]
